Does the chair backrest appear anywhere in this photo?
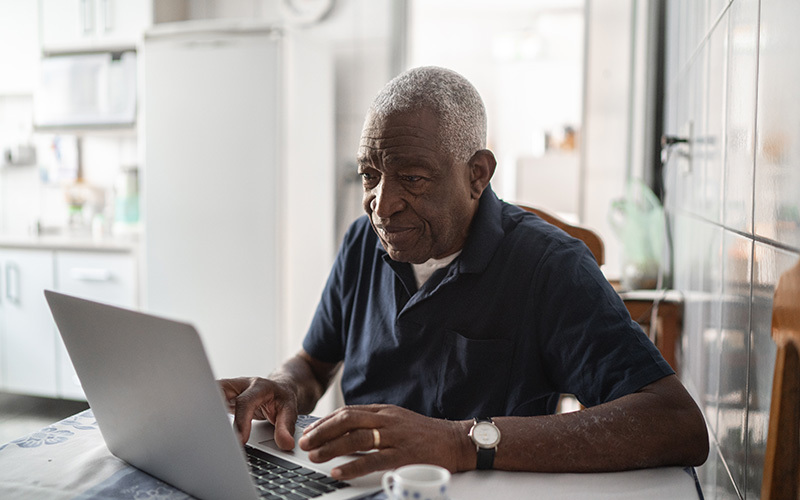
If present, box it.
[517,205,605,266]
[762,258,800,500]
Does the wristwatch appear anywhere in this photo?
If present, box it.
[468,417,501,470]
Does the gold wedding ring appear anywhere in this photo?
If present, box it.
[372,428,381,449]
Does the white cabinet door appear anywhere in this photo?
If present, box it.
[92,0,150,49]
[40,0,150,52]
[39,0,92,50]
[56,251,136,307]
[0,249,57,397]
[54,250,137,400]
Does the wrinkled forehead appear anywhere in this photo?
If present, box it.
[358,108,443,157]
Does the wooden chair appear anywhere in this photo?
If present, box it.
[761,258,800,500]
[517,205,605,266]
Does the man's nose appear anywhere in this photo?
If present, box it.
[371,181,404,218]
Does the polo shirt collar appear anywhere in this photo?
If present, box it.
[374,185,504,279]
[457,185,504,275]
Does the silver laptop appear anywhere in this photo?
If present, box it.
[45,290,382,500]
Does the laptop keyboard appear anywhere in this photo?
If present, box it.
[245,445,351,499]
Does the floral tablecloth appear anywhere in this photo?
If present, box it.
[0,410,386,500]
[0,409,193,499]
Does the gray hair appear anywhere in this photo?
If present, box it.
[367,66,487,164]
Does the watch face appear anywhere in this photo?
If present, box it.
[473,422,501,447]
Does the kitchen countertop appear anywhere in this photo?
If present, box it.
[0,234,139,253]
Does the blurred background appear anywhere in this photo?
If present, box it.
[0,1,798,498]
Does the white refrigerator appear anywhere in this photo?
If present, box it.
[142,21,334,379]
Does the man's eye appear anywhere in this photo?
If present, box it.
[402,175,423,183]
[360,172,378,185]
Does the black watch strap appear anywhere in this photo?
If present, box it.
[475,417,495,470]
[476,446,495,470]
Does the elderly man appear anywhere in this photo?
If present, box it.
[221,66,708,480]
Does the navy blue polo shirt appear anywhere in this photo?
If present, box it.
[303,187,673,420]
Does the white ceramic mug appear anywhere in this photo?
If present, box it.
[382,464,451,500]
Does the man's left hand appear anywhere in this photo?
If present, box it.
[297,404,469,480]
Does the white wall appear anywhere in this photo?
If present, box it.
[285,0,398,414]
[406,0,650,281]
[580,0,635,281]
[0,0,38,236]
[407,0,584,208]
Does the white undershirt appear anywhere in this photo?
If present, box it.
[411,251,462,289]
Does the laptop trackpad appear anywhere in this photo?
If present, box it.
[248,417,380,481]
[249,418,384,491]
[248,416,324,467]
[249,414,318,447]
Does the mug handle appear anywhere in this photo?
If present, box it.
[382,471,396,498]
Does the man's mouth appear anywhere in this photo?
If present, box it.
[378,224,411,234]
[373,222,417,246]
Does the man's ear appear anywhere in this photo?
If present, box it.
[468,149,497,199]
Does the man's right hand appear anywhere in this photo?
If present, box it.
[219,377,299,450]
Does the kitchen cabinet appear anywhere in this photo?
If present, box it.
[0,244,137,400]
[39,0,151,53]
[0,248,57,397]
[56,251,136,307]
[54,250,137,399]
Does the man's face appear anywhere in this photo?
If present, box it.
[357,108,478,264]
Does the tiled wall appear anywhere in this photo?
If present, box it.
[664,0,800,498]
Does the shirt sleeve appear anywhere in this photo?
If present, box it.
[530,239,674,406]
[301,218,366,364]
